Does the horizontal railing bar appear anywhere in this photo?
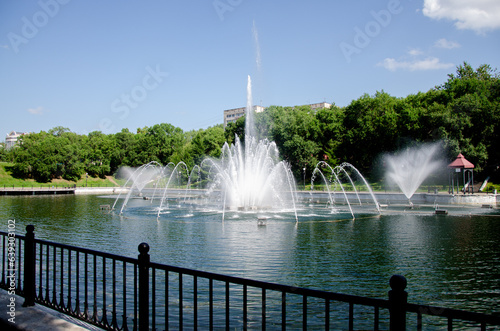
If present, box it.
[406,303,500,325]
[150,261,389,308]
[0,231,25,240]
[37,240,137,265]
[0,231,137,264]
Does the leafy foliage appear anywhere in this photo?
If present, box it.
[4,63,500,183]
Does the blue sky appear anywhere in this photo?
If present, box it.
[1,0,499,139]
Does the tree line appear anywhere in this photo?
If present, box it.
[1,62,499,183]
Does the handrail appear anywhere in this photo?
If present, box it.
[150,260,390,307]
[1,226,499,330]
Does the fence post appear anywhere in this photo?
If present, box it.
[23,225,36,307]
[138,243,150,331]
[389,274,407,331]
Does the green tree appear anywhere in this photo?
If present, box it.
[266,105,320,178]
[314,104,344,165]
[82,131,113,178]
[339,91,399,175]
[191,125,226,165]
[429,62,500,174]
[110,128,137,170]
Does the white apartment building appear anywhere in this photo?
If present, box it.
[223,102,331,127]
[223,105,265,127]
[5,131,28,150]
[307,102,332,110]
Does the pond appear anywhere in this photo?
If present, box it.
[1,194,499,320]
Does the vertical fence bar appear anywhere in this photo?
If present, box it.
[243,284,247,331]
[38,243,43,300]
[209,278,213,331]
[67,249,72,312]
[45,244,50,305]
[92,255,97,322]
[111,259,117,329]
[60,248,65,309]
[282,291,286,331]
[152,268,156,330]
[102,257,108,327]
[84,253,89,318]
[349,302,354,331]
[138,243,150,331]
[75,251,80,315]
[179,273,183,330]
[23,225,35,307]
[389,275,408,331]
[165,271,169,329]
[226,281,230,330]
[262,288,266,331]
[325,299,330,330]
[122,261,128,330]
[303,295,307,331]
[52,244,57,306]
[194,276,198,330]
[17,235,22,293]
[133,261,138,331]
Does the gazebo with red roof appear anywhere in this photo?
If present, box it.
[448,153,474,194]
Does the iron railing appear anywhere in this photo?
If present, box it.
[1,225,499,330]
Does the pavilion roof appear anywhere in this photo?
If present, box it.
[448,153,474,169]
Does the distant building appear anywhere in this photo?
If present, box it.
[5,131,28,150]
[223,105,265,127]
[223,102,331,128]
[306,102,331,111]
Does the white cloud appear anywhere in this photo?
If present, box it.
[423,0,500,33]
[0,45,9,50]
[434,38,461,49]
[27,106,43,115]
[408,48,424,56]
[378,57,454,71]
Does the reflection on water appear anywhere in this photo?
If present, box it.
[0,195,499,317]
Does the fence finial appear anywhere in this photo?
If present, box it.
[389,274,408,331]
[138,242,150,255]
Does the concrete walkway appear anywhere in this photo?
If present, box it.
[0,290,103,331]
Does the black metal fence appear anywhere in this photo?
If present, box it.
[1,225,499,330]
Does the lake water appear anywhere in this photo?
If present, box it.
[1,194,499,325]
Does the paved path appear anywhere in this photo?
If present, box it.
[0,290,103,331]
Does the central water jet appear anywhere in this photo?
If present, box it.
[201,76,298,217]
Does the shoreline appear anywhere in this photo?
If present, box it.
[0,186,497,205]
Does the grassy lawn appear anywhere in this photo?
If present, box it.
[1,161,497,192]
[0,162,120,188]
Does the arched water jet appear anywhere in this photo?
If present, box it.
[340,162,381,214]
[311,162,380,218]
[113,161,163,214]
[156,162,190,217]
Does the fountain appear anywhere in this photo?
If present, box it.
[113,76,380,220]
[384,143,443,201]
[113,76,299,220]
[311,162,380,218]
